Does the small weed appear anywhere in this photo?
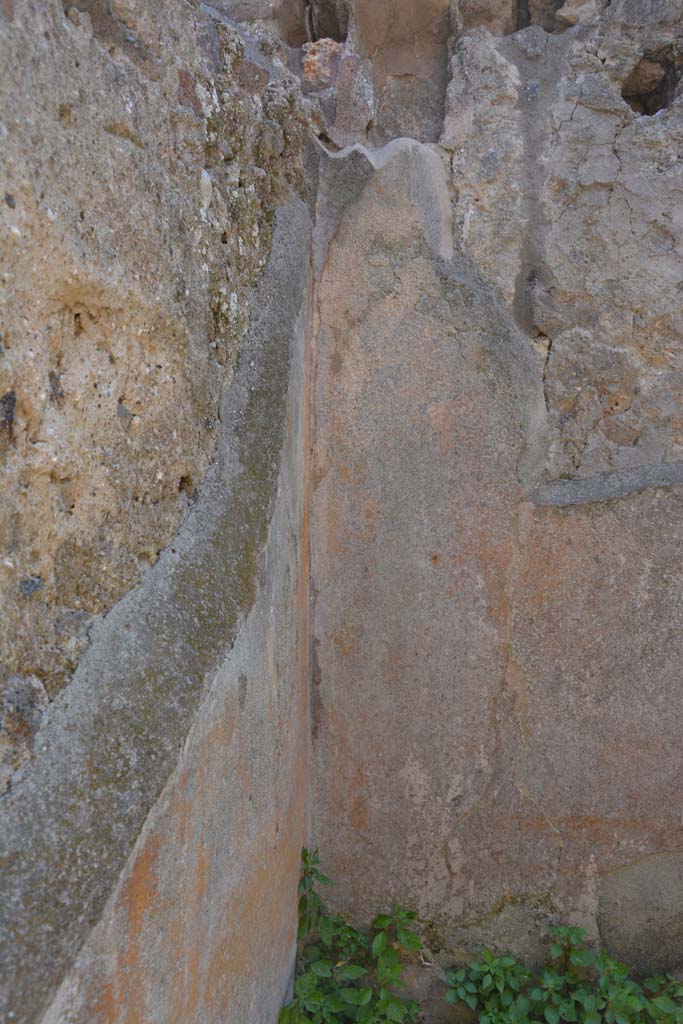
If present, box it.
[446,925,683,1024]
[280,849,422,1023]
[284,856,683,1024]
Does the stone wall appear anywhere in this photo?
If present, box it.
[39,205,312,1023]
[1,3,312,1021]
[0,0,307,783]
[310,0,683,1004]
[2,0,683,1021]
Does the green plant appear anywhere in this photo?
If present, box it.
[280,849,423,1024]
[287,858,683,1024]
[446,926,683,1024]
[298,848,333,941]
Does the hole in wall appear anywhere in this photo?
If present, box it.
[306,0,348,42]
[516,0,565,32]
[280,0,349,45]
[178,474,196,500]
[621,49,681,115]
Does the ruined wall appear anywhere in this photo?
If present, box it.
[39,209,312,1023]
[310,0,683,1001]
[1,2,312,1021]
[3,0,683,1021]
[0,0,307,782]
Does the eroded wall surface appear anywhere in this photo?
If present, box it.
[311,0,683,994]
[1,191,312,1024]
[0,0,307,781]
[40,229,311,1023]
[1,2,312,1020]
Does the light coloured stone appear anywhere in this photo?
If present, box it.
[556,0,598,28]
[311,137,546,946]
[347,0,451,143]
[450,0,516,35]
[302,37,345,87]
[329,53,375,147]
[310,0,683,992]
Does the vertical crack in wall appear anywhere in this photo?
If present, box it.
[516,0,531,31]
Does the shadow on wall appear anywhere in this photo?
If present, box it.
[621,47,683,114]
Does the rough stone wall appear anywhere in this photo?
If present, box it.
[1,3,312,1021]
[310,0,683,1006]
[0,0,306,782]
[39,234,312,1023]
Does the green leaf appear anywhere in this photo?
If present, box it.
[396,927,422,952]
[373,914,393,930]
[337,964,367,980]
[654,996,679,1014]
[545,1007,560,1024]
[311,961,333,978]
[318,916,334,947]
[385,996,407,1022]
[372,930,388,957]
[445,991,457,1004]
[340,988,360,1005]
[584,1013,601,1024]
[295,973,317,998]
[377,957,404,986]
[357,987,373,1007]
[570,949,595,968]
